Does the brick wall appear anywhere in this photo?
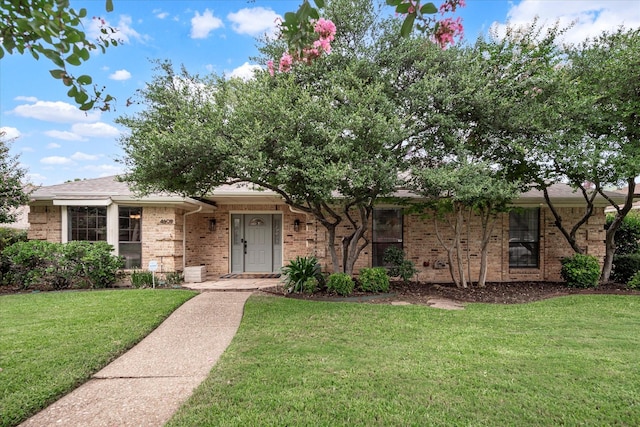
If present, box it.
[28,204,61,242]
[27,201,607,283]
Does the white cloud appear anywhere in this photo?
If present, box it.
[85,164,124,176]
[21,147,34,152]
[44,130,84,141]
[71,122,120,138]
[41,156,73,165]
[191,9,224,39]
[227,7,281,37]
[494,0,640,44]
[12,100,101,123]
[227,62,262,81]
[46,142,61,149]
[0,126,21,141]
[109,69,132,81]
[86,15,148,44]
[71,152,100,161]
[15,96,38,103]
[154,9,169,19]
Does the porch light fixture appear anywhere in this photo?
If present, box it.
[294,219,300,232]
[209,219,217,232]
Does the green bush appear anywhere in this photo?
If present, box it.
[560,253,601,288]
[130,270,155,288]
[3,240,123,290]
[0,227,28,251]
[611,253,640,284]
[627,271,640,290]
[302,277,319,294]
[606,211,640,255]
[282,256,324,293]
[326,273,354,296]
[382,246,416,283]
[164,271,183,286]
[358,267,390,293]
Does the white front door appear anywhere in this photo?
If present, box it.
[231,214,281,273]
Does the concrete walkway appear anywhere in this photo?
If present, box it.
[21,291,252,427]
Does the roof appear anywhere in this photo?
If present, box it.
[29,175,626,208]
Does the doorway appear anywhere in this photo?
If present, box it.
[231,213,282,273]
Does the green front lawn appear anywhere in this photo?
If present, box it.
[0,289,197,427]
[169,295,640,426]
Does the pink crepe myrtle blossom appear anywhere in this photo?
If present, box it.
[314,18,336,41]
[433,17,463,49]
[278,52,293,73]
[267,60,275,77]
[439,0,466,14]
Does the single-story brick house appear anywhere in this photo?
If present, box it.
[28,175,622,283]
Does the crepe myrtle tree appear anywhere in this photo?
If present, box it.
[410,154,519,288]
[118,57,409,275]
[0,0,118,110]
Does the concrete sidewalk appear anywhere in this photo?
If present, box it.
[21,292,251,427]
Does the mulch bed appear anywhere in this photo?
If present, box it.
[262,281,640,305]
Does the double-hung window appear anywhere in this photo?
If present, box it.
[509,208,540,268]
[67,206,107,242]
[372,209,403,267]
[119,207,142,269]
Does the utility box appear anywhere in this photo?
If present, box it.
[184,266,206,283]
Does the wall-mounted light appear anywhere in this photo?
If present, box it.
[293,219,300,232]
[209,219,217,232]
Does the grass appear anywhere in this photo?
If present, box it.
[0,289,197,427]
[168,295,640,426]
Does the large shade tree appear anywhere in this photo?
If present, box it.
[119,0,423,274]
[0,135,29,224]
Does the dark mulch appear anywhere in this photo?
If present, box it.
[262,281,640,305]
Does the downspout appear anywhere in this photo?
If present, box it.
[183,205,203,271]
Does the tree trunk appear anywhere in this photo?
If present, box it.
[342,204,372,276]
[454,206,467,288]
[600,179,636,283]
[434,215,460,288]
[477,205,497,288]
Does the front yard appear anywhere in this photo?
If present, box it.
[168,294,640,426]
[0,289,197,427]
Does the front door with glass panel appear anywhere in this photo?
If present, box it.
[231,214,282,273]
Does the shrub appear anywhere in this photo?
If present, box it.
[606,211,640,255]
[611,253,640,284]
[164,271,183,286]
[627,271,640,290]
[3,240,123,290]
[326,273,354,296]
[281,256,323,293]
[382,246,416,283]
[358,267,390,293]
[302,277,319,294]
[130,270,155,288]
[0,227,28,251]
[560,253,601,288]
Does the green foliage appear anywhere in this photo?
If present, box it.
[164,271,184,286]
[0,0,117,110]
[0,139,29,224]
[0,227,27,251]
[326,273,354,296]
[130,270,155,288]
[606,211,640,255]
[3,240,124,290]
[281,256,324,293]
[383,246,416,283]
[611,253,640,284]
[627,271,640,290]
[358,267,390,293]
[560,253,601,288]
[302,277,319,294]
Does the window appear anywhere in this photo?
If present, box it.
[509,208,540,268]
[119,207,142,269]
[68,206,107,242]
[372,209,403,267]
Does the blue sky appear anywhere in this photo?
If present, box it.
[1,0,639,186]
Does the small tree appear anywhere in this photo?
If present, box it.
[0,136,29,224]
